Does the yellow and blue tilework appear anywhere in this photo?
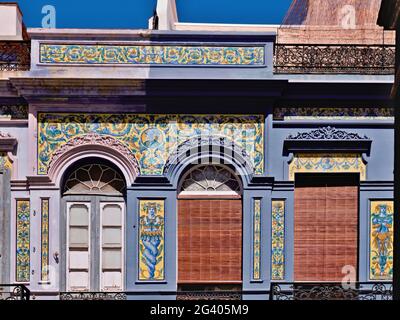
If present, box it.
[253,199,261,280]
[40,44,265,66]
[271,200,285,280]
[16,200,30,283]
[139,200,165,281]
[289,153,366,181]
[370,200,393,280]
[37,113,264,176]
[41,199,50,283]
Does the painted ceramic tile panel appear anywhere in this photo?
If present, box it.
[253,199,261,280]
[40,44,265,66]
[271,200,285,280]
[37,113,264,176]
[41,199,50,282]
[16,200,30,282]
[0,153,12,171]
[370,200,393,280]
[289,153,366,181]
[138,200,165,281]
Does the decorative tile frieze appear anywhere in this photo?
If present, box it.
[41,199,50,283]
[16,200,30,282]
[370,200,393,281]
[253,199,261,280]
[274,107,394,121]
[39,44,265,66]
[271,200,285,280]
[38,113,264,176]
[288,153,366,181]
[138,200,165,281]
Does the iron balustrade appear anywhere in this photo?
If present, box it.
[59,290,271,300]
[0,41,31,71]
[274,43,395,74]
[60,292,127,300]
[269,282,393,300]
[0,284,30,300]
[5,283,392,300]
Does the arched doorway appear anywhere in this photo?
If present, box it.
[177,164,243,294]
[61,158,126,292]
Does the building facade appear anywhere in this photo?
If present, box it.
[0,0,396,300]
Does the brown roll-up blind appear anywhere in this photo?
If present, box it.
[294,174,358,282]
[178,199,242,283]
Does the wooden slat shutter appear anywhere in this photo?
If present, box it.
[178,199,242,283]
[294,174,358,282]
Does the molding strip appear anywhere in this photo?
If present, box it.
[40,198,50,283]
[16,199,30,282]
[253,198,261,280]
[271,200,285,280]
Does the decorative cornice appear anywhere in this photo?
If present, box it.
[48,133,140,176]
[286,126,369,140]
[283,127,372,156]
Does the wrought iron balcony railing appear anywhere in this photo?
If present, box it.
[30,283,397,300]
[0,41,31,71]
[59,290,270,300]
[0,284,30,300]
[270,282,393,300]
[274,44,395,75]
[60,292,127,300]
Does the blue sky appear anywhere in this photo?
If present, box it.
[8,0,292,29]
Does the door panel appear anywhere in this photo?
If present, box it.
[100,202,124,291]
[67,202,91,291]
[294,174,358,282]
[178,199,242,283]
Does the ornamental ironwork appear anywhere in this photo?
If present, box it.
[273,107,394,121]
[60,292,127,300]
[179,164,242,193]
[286,126,369,140]
[0,284,30,300]
[176,291,242,300]
[274,44,395,74]
[0,41,31,71]
[63,163,126,195]
[270,282,393,300]
[0,105,28,120]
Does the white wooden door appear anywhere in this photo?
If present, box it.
[100,202,124,291]
[66,202,91,291]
